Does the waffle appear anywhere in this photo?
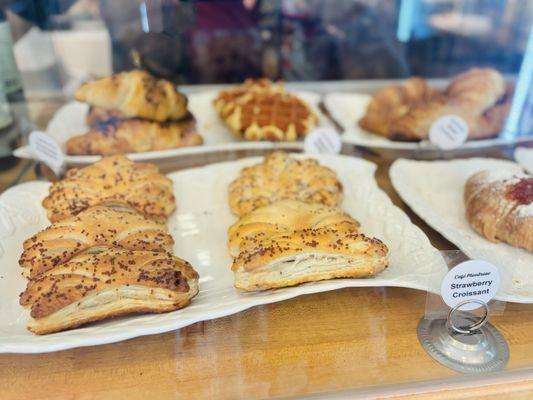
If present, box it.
[215,79,318,141]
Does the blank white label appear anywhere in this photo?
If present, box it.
[29,131,64,175]
[441,260,500,311]
[304,127,342,154]
[429,115,468,150]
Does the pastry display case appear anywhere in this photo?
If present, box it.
[0,1,532,399]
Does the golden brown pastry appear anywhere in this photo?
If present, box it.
[214,79,318,141]
[65,117,203,155]
[20,248,199,334]
[86,106,194,128]
[228,152,343,217]
[359,77,443,138]
[227,199,359,257]
[232,226,388,291]
[464,170,532,251]
[75,70,188,121]
[19,205,174,279]
[42,155,176,222]
[359,68,510,141]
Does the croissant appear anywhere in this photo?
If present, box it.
[20,205,174,278]
[20,248,199,334]
[86,106,194,127]
[359,68,510,141]
[228,152,343,217]
[75,70,188,121]
[464,170,532,251]
[42,155,176,222]
[65,117,203,156]
[227,199,359,257]
[232,226,388,291]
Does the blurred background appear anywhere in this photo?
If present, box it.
[0,0,531,95]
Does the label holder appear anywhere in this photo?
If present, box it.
[417,250,509,374]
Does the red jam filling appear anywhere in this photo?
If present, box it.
[505,177,533,204]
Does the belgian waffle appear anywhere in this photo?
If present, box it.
[215,79,318,141]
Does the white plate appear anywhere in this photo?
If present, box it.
[325,92,533,150]
[14,90,330,165]
[390,157,533,303]
[515,147,533,174]
[0,154,446,353]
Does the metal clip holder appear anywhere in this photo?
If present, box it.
[418,298,509,374]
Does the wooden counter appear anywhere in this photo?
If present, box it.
[0,101,532,399]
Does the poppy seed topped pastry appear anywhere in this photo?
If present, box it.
[19,205,174,279]
[228,199,359,257]
[65,116,203,156]
[214,79,318,141]
[464,170,533,251]
[75,69,188,121]
[232,226,388,291]
[42,155,176,222]
[20,248,199,335]
[228,152,343,217]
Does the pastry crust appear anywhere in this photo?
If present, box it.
[214,79,318,141]
[228,152,343,217]
[359,68,510,141]
[86,106,194,127]
[20,205,174,278]
[232,226,388,291]
[228,199,359,257]
[464,170,532,251]
[42,155,176,222]
[65,117,202,155]
[20,248,199,335]
[75,69,188,121]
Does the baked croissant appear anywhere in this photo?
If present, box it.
[20,205,174,278]
[359,68,510,141]
[65,117,203,156]
[20,248,199,334]
[75,70,188,121]
[232,226,388,291]
[42,155,176,222]
[86,106,194,128]
[464,170,532,251]
[228,152,343,217]
[227,199,359,257]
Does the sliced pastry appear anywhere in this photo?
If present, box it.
[20,205,174,279]
[65,117,202,155]
[464,170,532,251]
[75,69,188,121]
[228,152,343,217]
[232,226,388,291]
[228,199,359,257]
[42,155,176,222]
[20,248,199,335]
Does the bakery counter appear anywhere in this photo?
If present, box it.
[1,141,533,399]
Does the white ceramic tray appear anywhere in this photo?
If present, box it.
[0,154,446,353]
[14,90,330,165]
[390,157,533,303]
[515,147,533,174]
[324,92,533,150]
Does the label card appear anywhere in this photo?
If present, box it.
[441,260,500,311]
[28,131,65,175]
[429,115,468,150]
[304,127,342,155]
